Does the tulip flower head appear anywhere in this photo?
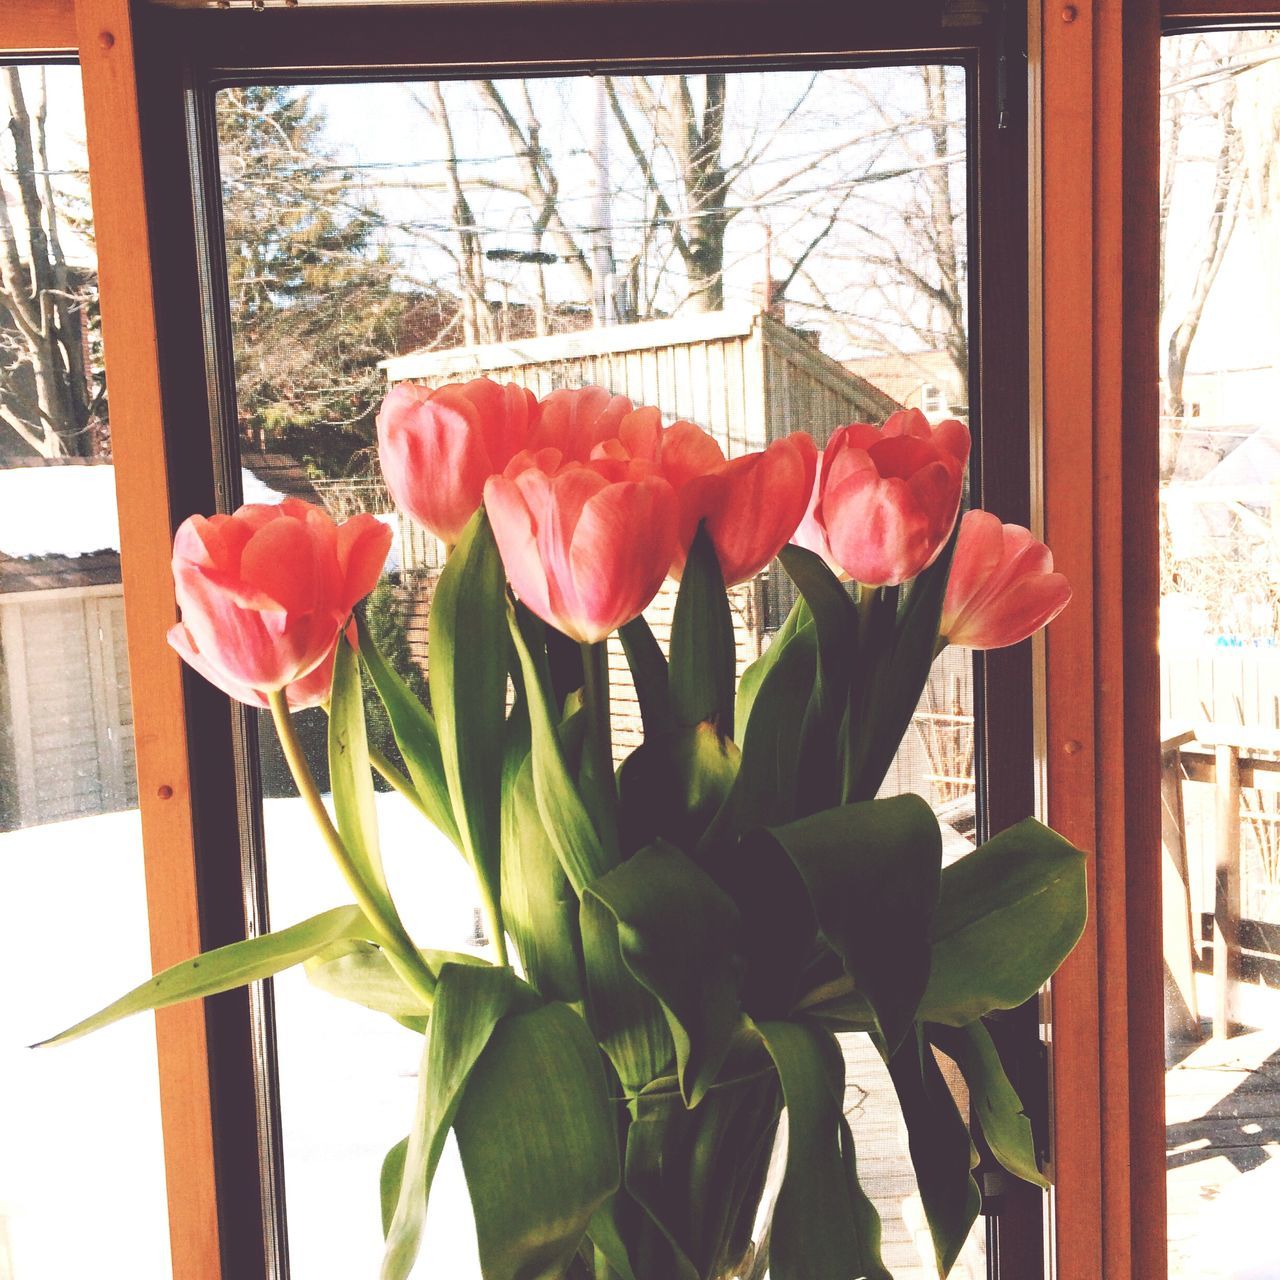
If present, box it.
[529,385,653,463]
[666,430,818,585]
[168,621,351,710]
[815,408,970,587]
[484,449,677,644]
[789,451,844,577]
[588,414,817,586]
[168,499,390,704]
[940,509,1071,650]
[377,378,537,544]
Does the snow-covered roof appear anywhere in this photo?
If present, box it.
[0,464,285,560]
[1198,421,1280,502]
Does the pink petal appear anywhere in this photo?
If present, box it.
[661,420,726,487]
[484,474,553,627]
[567,477,677,642]
[942,510,1006,632]
[336,514,393,610]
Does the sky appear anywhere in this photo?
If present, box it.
[280,64,969,362]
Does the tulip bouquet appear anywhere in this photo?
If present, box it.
[42,380,1083,1280]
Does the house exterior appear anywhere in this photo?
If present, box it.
[841,348,967,422]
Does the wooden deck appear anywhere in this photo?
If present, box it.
[1167,1018,1280,1280]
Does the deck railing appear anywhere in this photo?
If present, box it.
[1163,723,1280,1040]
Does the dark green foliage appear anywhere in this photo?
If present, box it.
[217,85,408,473]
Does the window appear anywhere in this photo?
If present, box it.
[0,60,172,1280]
[1160,27,1280,1280]
[211,62,995,1278]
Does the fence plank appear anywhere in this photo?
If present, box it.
[1214,743,1243,1038]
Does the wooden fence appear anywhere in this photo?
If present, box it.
[1162,649,1280,927]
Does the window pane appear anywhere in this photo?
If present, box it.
[0,64,172,1278]
[216,66,980,1277]
[1161,30,1280,1280]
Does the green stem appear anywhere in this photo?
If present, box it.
[268,692,437,1005]
[362,721,508,964]
[367,743,426,814]
[579,640,620,857]
[478,871,510,967]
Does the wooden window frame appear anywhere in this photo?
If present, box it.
[4,0,1187,1276]
[1036,0,1166,1275]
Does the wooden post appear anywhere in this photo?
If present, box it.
[1214,742,1242,1038]
[1162,729,1200,1039]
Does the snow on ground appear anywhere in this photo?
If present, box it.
[1,793,486,1280]
[262,793,485,1280]
[0,808,172,1280]
[0,466,283,559]
[2,794,982,1280]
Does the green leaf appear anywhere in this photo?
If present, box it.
[701,829,816,1022]
[619,615,674,738]
[930,1022,1049,1189]
[380,1137,409,1237]
[382,963,538,1280]
[501,750,585,1005]
[36,905,377,1046]
[620,1087,702,1280]
[585,841,745,1107]
[357,613,459,848]
[428,509,508,932]
[702,625,817,850]
[918,818,1088,1027]
[767,796,942,1053]
[669,525,736,736]
[617,722,739,857]
[304,938,486,1026]
[508,602,612,895]
[756,1020,888,1280]
[777,545,858,813]
[735,598,809,742]
[847,523,959,802]
[330,635,399,925]
[586,1201,639,1280]
[884,1027,981,1278]
[791,976,877,1036]
[454,1002,621,1280]
[580,892,674,1097]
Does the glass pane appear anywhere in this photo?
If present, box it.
[1160,30,1280,1280]
[216,66,979,1277]
[0,64,172,1278]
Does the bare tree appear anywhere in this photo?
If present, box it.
[843,65,968,407]
[1161,34,1249,426]
[421,83,497,346]
[389,69,972,384]
[0,67,98,459]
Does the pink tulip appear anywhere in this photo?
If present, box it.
[168,499,390,699]
[377,378,537,544]
[668,431,818,585]
[168,622,349,710]
[591,416,817,585]
[529,385,658,463]
[789,451,844,576]
[815,408,970,587]
[483,449,677,644]
[940,510,1071,650]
